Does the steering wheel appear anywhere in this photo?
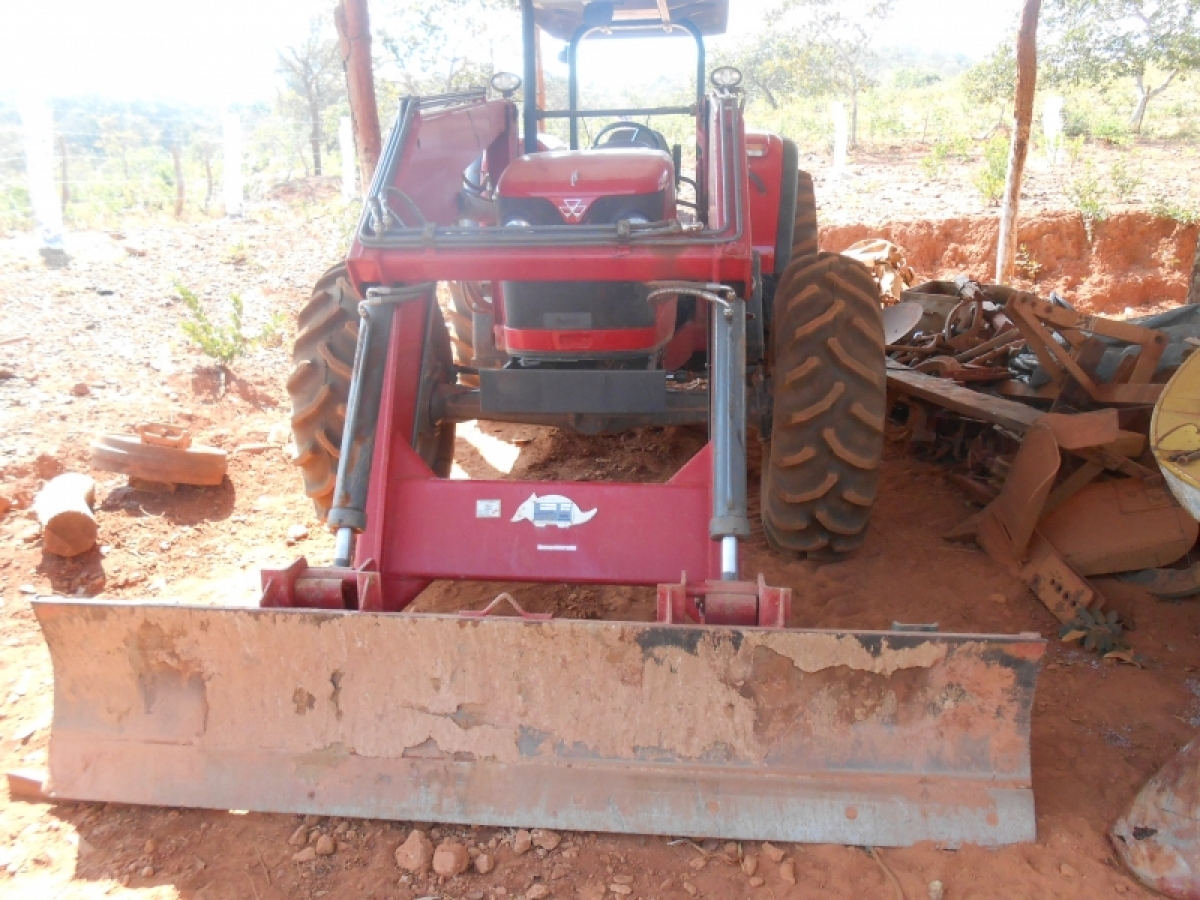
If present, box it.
[592,121,666,152]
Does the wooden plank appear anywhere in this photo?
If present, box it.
[887,363,1043,433]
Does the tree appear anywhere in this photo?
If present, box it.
[763,0,896,146]
[377,0,517,97]
[1043,0,1200,133]
[997,0,1042,284]
[963,42,1019,127]
[278,19,345,176]
[718,31,835,111]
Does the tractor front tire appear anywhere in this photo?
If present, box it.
[762,252,885,559]
[793,170,818,263]
[288,264,454,521]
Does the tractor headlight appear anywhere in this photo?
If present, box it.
[490,71,523,97]
[710,66,743,89]
[504,218,532,228]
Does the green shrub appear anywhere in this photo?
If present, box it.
[1150,194,1200,225]
[178,283,250,370]
[973,134,1009,205]
[1066,160,1108,242]
[1109,157,1142,203]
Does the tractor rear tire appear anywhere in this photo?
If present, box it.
[288,264,454,522]
[761,252,885,559]
[446,282,478,387]
[793,170,818,263]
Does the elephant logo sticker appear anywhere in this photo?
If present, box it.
[511,493,597,529]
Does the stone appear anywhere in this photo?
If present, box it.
[394,829,434,872]
[474,852,495,875]
[533,829,562,851]
[288,825,309,847]
[780,860,796,884]
[689,857,706,870]
[928,881,945,900]
[34,452,64,480]
[990,592,1007,605]
[526,885,550,899]
[741,856,758,877]
[761,842,785,863]
[292,847,317,863]
[682,881,697,896]
[609,885,632,896]
[268,423,292,445]
[72,383,90,397]
[433,841,470,876]
[578,886,605,900]
[1059,862,1077,877]
[512,829,533,855]
[315,835,336,856]
[140,866,154,878]
[286,523,309,545]
[0,492,12,517]
[334,821,349,834]
[611,875,633,885]
[143,840,156,854]
[749,876,764,888]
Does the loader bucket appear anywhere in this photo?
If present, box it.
[33,599,1044,847]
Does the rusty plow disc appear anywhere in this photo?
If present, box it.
[33,600,1043,847]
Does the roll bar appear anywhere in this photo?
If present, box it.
[520,0,705,153]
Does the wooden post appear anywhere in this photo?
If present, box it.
[339,116,356,200]
[57,134,69,213]
[222,113,244,217]
[335,0,381,195]
[34,474,97,558]
[1190,238,1200,305]
[996,0,1041,284]
[170,142,185,218]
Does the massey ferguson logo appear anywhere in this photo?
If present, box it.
[558,198,586,220]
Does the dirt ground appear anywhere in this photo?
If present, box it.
[2,181,1200,900]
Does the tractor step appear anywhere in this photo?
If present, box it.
[34,598,1043,847]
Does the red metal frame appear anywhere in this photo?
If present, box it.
[354,295,721,610]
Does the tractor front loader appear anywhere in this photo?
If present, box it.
[33,0,1044,847]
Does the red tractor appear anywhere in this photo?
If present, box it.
[289,1,885,602]
[33,0,1043,848]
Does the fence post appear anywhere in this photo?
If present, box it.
[18,96,67,266]
[831,102,849,178]
[222,113,244,218]
[339,117,356,201]
[1042,95,1064,166]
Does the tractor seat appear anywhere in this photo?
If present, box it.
[592,122,671,154]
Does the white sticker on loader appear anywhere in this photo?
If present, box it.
[512,493,597,529]
[476,499,501,519]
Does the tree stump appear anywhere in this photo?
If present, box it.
[34,473,97,557]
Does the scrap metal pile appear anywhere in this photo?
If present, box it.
[884,273,1200,657]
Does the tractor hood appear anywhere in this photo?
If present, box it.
[498,149,673,200]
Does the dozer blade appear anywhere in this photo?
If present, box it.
[33,599,1044,847]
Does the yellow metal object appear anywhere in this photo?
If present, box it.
[1152,349,1200,519]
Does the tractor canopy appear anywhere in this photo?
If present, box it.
[532,0,730,40]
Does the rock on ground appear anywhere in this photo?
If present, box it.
[394,829,434,873]
[433,841,470,876]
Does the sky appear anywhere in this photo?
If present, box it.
[0,0,1024,107]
